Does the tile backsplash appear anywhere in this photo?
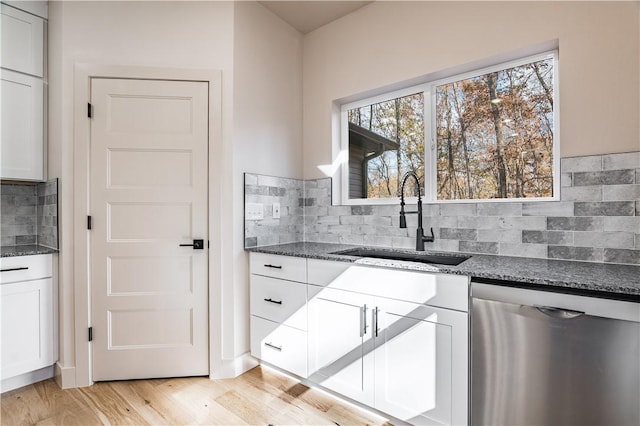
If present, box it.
[245,151,639,265]
[37,179,59,249]
[244,173,304,248]
[1,179,59,249]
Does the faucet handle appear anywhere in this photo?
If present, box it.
[425,227,435,242]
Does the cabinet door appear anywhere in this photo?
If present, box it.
[0,69,44,180]
[0,278,54,379]
[374,298,468,426]
[308,286,374,406]
[1,4,45,77]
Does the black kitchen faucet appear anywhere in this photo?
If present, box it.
[399,171,435,251]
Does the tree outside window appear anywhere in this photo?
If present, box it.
[341,52,557,204]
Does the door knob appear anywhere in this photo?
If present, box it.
[179,239,204,249]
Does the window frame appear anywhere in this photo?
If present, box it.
[340,50,560,206]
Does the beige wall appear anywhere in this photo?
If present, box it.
[302,1,640,179]
[48,0,302,385]
[232,1,303,357]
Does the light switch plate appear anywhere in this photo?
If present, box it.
[246,203,264,220]
[273,202,281,219]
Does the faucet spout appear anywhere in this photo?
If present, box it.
[399,171,434,251]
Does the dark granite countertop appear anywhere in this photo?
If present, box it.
[1,245,58,258]
[248,242,640,301]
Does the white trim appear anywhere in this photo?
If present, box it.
[73,63,222,388]
[210,352,259,379]
[551,50,561,200]
[54,362,76,389]
[426,86,436,201]
[339,50,560,205]
[429,51,556,88]
[341,83,426,113]
[339,108,350,204]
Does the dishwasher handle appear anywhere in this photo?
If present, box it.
[534,305,585,319]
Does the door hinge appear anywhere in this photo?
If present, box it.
[88,327,93,342]
[87,215,92,230]
[88,102,93,118]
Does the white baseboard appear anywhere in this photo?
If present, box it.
[210,352,258,379]
[1,365,54,393]
[54,362,77,389]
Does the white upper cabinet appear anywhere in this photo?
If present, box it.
[1,4,45,77]
[1,69,44,180]
[0,2,46,181]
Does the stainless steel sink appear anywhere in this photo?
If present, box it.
[331,248,471,266]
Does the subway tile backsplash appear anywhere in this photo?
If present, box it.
[244,173,304,248]
[1,179,59,249]
[245,151,640,265]
[37,179,59,249]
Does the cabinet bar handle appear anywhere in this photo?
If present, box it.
[374,307,380,337]
[264,264,282,269]
[0,267,29,272]
[264,342,282,351]
[360,304,368,337]
[264,298,282,305]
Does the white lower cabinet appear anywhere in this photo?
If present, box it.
[374,299,467,426]
[0,254,55,391]
[308,286,467,426]
[0,278,54,378]
[250,253,469,426]
[308,287,375,406]
[249,254,308,377]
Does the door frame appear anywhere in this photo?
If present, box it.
[72,64,222,387]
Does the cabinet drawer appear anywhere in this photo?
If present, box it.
[250,316,307,378]
[309,259,469,312]
[250,253,306,282]
[307,258,350,286]
[0,254,52,284]
[250,275,307,330]
[1,4,45,77]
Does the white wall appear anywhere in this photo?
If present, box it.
[302,1,640,179]
[231,2,303,357]
[47,0,240,386]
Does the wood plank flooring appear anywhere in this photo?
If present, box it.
[1,366,392,425]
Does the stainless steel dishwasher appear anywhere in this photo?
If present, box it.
[471,281,640,426]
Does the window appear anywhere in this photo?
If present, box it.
[341,51,558,204]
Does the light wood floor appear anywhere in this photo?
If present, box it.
[0,366,391,425]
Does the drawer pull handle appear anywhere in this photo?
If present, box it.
[264,264,282,269]
[0,267,29,272]
[264,298,282,305]
[264,342,282,351]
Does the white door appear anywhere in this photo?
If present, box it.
[90,78,209,381]
[374,299,468,426]
[307,287,374,406]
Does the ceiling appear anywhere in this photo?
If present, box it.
[258,1,373,34]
